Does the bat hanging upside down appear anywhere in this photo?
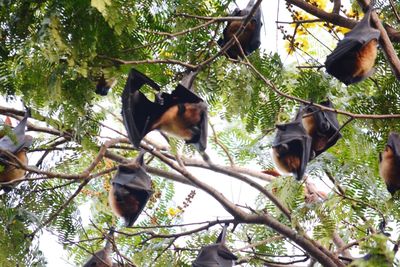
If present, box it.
[83,229,114,267]
[271,120,312,181]
[0,112,32,185]
[217,0,262,59]
[299,100,342,159]
[325,4,380,85]
[379,132,400,195]
[121,68,208,152]
[108,151,153,227]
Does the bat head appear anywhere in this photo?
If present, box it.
[192,225,237,267]
[110,163,153,227]
[272,119,312,181]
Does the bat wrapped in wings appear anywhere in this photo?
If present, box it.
[83,228,114,267]
[379,132,400,195]
[108,152,153,227]
[121,68,208,152]
[0,111,33,184]
[192,224,237,267]
[325,2,380,85]
[271,115,312,181]
[297,100,342,159]
[217,0,262,59]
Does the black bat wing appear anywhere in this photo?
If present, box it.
[388,132,400,162]
[325,38,361,68]
[112,165,153,226]
[241,0,262,55]
[272,120,312,180]
[193,244,235,267]
[0,112,32,154]
[121,69,166,148]
[193,108,208,152]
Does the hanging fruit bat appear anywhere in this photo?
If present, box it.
[83,228,114,267]
[297,100,342,159]
[109,151,153,227]
[95,74,117,96]
[379,132,400,195]
[193,224,237,267]
[121,68,208,152]
[271,117,312,181]
[325,4,380,85]
[217,0,262,59]
[0,112,32,184]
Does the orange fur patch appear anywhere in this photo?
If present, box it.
[354,39,378,78]
[302,113,329,153]
[379,146,400,192]
[0,150,28,183]
[152,103,203,140]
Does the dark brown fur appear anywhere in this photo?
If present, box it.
[379,146,400,195]
[109,185,141,224]
[224,19,257,59]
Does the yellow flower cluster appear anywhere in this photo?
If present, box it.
[307,0,328,10]
[167,207,183,217]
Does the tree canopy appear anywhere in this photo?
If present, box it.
[1,0,400,266]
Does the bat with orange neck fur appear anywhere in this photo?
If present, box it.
[325,2,380,85]
[271,114,312,181]
[379,132,400,195]
[121,68,208,152]
[297,100,341,159]
[0,112,32,185]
